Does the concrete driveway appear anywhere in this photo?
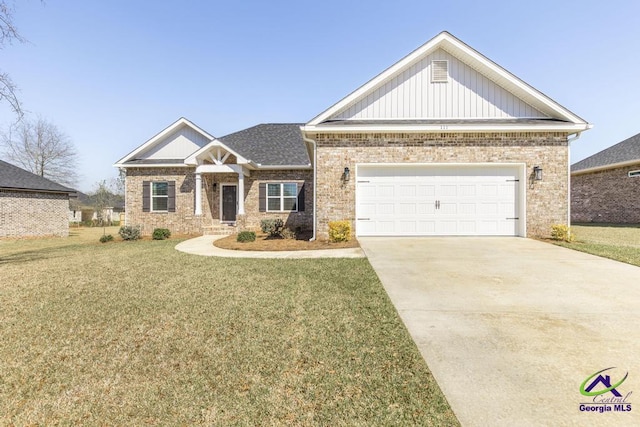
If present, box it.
[360,237,640,427]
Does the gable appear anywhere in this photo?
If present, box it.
[332,48,546,121]
[306,31,589,133]
[138,125,211,160]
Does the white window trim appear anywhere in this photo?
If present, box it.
[628,170,640,177]
[151,181,169,212]
[266,182,299,212]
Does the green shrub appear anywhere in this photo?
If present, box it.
[152,228,171,240]
[99,234,114,243]
[551,224,574,242]
[281,228,296,240]
[328,220,351,242]
[237,231,256,243]
[260,218,284,237]
[119,225,141,241]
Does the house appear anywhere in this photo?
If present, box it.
[0,159,75,237]
[69,191,125,225]
[114,32,590,239]
[571,132,640,224]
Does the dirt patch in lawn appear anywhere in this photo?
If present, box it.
[214,232,360,251]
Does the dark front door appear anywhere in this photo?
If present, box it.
[222,185,237,222]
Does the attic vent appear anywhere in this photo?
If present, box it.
[431,60,449,83]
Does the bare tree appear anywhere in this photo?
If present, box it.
[0,1,25,117]
[2,116,78,186]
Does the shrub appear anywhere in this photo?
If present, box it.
[260,218,284,237]
[119,225,141,241]
[281,228,296,240]
[328,220,351,242]
[551,224,574,242]
[237,231,256,243]
[152,228,171,240]
[99,234,114,243]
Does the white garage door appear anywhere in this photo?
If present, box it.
[356,165,521,236]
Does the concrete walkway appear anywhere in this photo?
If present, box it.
[175,235,365,258]
[360,237,640,427]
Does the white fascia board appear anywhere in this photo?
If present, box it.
[184,138,249,166]
[115,117,215,165]
[571,159,640,175]
[303,122,591,134]
[113,163,191,168]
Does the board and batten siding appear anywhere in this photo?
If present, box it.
[141,125,210,160]
[332,48,546,120]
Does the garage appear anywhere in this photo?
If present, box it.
[355,164,524,236]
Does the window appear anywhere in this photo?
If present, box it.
[151,181,169,212]
[629,170,640,177]
[266,183,298,212]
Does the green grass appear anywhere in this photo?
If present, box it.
[554,224,640,266]
[0,228,458,425]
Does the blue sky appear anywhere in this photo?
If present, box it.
[2,0,640,191]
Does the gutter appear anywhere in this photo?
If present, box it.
[302,133,317,242]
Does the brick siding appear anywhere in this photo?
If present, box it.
[0,189,69,237]
[311,131,569,239]
[571,164,640,223]
[125,168,313,235]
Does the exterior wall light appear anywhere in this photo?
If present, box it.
[342,167,350,182]
[533,166,543,181]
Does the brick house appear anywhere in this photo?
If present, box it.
[0,159,75,237]
[571,132,640,224]
[115,32,590,239]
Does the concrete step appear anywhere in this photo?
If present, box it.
[202,223,237,236]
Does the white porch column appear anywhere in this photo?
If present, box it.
[237,172,245,215]
[194,173,202,215]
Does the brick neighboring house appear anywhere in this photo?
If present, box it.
[0,159,75,237]
[571,132,640,224]
[115,32,591,239]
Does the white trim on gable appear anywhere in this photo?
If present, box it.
[306,31,590,130]
[184,139,252,166]
[113,117,215,167]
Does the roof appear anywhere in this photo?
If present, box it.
[0,160,75,194]
[572,132,640,174]
[305,31,590,133]
[219,123,310,166]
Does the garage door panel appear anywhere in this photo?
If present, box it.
[356,165,520,236]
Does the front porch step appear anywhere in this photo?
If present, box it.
[202,223,237,236]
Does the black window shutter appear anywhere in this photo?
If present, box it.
[297,182,305,212]
[259,183,266,212]
[142,181,150,212]
[168,181,176,212]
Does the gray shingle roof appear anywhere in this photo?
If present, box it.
[123,158,186,165]
[0,159,75,193]
[572,132,640,172]
[219,124,310,166]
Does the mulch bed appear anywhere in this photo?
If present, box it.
[213,232,360,251]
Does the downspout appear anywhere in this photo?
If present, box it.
[302,135,317,241]
[566,131,582,233]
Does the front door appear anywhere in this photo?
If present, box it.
[221,185,237,222]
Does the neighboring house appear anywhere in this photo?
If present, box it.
[69,191,125,224]
[0,159,75,237]
[571,132,640,224]
[114,31,591,239]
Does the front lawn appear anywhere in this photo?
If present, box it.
[0,228,458,425]
[554,224,640,266]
